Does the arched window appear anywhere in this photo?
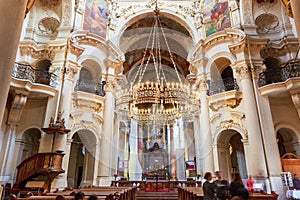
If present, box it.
[35,59,52,85]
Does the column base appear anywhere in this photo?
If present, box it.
[269,176,284,200]
[51,174,67,191]
[97,177,114,186]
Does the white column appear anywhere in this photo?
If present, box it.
[93,142,100,185]
[0,1,27,126]
[0,92,28,183]
[193,116,201,175]
[0,125,17,183]
[234,64,268,179]
[51,64,77,189]
[52,137,72,189]
[98,82,115,180]
[128,119,142,180]
[256,93,284,196]
[199,80,214,174]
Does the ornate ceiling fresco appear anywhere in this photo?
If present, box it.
[121,15,192,77]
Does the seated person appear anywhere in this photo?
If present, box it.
[293,174,300,190]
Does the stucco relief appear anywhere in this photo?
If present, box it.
[38,17,60,35]
[255,13,280,34]
[234,64,251,80]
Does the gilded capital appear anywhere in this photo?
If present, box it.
[233,63,251,80]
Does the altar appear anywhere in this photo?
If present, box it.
[145,180,169,192]
[143,142,168,180]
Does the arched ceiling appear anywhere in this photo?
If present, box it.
[120,14,192,77]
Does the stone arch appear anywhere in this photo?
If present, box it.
[67,129,99,187]
[78,54,106,79]
[214,123,248,145]
[115,10,197,46]
[16,128,42,166]
[276,127,300,157]
[215,128,248,180]
[69,126,100,145]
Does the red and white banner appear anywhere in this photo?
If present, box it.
[118,160,129,169]
[185,160,195,170]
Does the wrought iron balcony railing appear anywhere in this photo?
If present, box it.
[208,77,239,95]
[12,62,58,88]
[75,79,106,96]
[258,61,300,87]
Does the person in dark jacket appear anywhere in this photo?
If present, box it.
[213,171,230,200]
[229,172,249,200]
[203,172,216,200]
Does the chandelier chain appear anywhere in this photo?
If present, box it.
[157,17,183,86]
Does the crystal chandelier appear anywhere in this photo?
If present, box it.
[115,5,199,125]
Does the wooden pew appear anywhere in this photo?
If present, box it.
[179,187,276,200]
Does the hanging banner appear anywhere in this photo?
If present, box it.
[185,160,196,170]
[118,160,129,169]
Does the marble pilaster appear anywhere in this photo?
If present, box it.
[0,1,27,126]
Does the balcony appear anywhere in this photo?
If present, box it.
[75,79,106,96]
[12,62,58,88]
[208,77,239,95]
[258,61,300,87]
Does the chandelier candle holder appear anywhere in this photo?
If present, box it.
[115,4,199,125]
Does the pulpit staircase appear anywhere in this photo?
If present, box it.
[15,152,65,190]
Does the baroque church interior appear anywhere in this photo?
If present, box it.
[0,0,300,199]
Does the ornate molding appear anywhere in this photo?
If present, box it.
[208,91,243,111]
[234,63,251,80]
[72,92,104,113]
[280,0,293,17]
[7,92,29,125]
[216,119,248,140]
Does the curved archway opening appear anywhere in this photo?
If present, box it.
[17,128,41,165]
[217,130,247,180]
[67,130,98,188]
[277,128,300,157]
[210,57,235,95]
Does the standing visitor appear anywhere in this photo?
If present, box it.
[213,171,230,200]
[229,172,249,200]
[246,175,255,191]
[203,172,216,200]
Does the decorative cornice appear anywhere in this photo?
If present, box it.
[229,36,269,59]
[71,31,124,60]
[190,29,245,60]
[10,78,57,97]
[19,39,85,60]
[208,91,243,111]
[260,37,299,58]
[72,91,105,113]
